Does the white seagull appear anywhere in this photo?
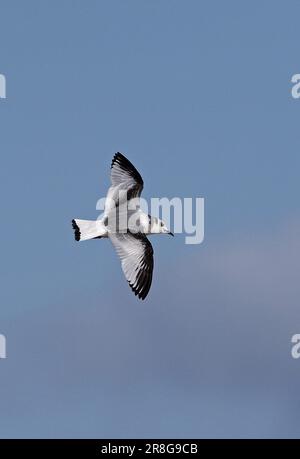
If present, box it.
[72,152,173,300]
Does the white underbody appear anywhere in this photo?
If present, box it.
[73,209,162,241]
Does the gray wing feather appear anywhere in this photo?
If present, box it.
[109,232,154,300]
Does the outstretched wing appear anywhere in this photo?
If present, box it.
[111,152,143,198]
[109,231,154,300]
[104,152,144,218]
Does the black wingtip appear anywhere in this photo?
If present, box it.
[111,152,125,169]
[128,281,150,301]
[111,152,144,188]
[72,219,81,241]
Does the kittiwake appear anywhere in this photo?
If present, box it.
[72,152,173,300]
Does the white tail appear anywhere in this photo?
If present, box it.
[72,219,107,241]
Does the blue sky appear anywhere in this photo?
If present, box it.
[0,0,300,438]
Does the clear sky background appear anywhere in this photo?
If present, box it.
[0,0,300,438]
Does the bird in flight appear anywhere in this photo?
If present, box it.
[72,152,173,300]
